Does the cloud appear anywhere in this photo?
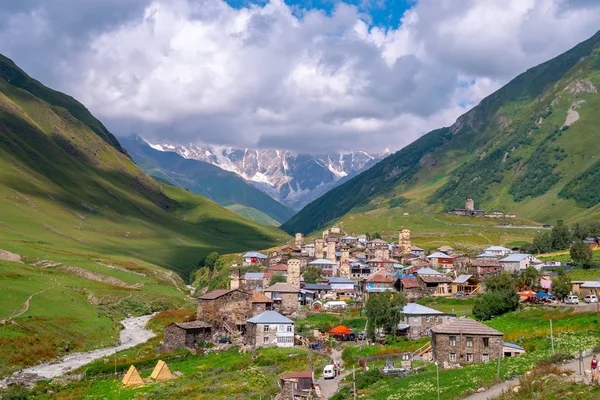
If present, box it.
[1,0,600,153]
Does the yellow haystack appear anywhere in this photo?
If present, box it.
[122,365,144,387]
[150,360,173,381]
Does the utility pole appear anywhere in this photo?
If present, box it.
[353,367,357,400]
[435,361,440,400]
[497,345,502,378]
[550,319,554,354]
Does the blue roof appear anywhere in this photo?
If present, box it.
[305,284,330,290]
[503,342,525,351]
[244,272,266,279]
[403,303,445,315]
[414,267,443,275]
[243,252,268,259]
[247,311,294,324]
[309,258,337,265]
[485,246,511,251]
[500,254,532,262]
[328,277,355,284]
[476,252,497,258]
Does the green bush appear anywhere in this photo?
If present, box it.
[536,352,574,366]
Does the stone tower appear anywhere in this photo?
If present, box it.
[340,248,350,265]
[326,241,336,262]
[287,259,301,288]
[399,229,411,254]
[295,233,304,249]
[315,238,324,259]
[340,249,350,278]
[465,198,475,212]
[230,269,240,290]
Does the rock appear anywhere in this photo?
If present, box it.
[561,373,568,377]
[512,386,520,393]
[526,371,532,376]
[477,387,486,393]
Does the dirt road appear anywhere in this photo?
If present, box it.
[0,314,156,388]
[317,348,351,399]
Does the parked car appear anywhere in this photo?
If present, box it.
[357,332,366,341]
[454,291,465,297]
[323,365,336,379]
[564,295,579,304]
[217,337,232,344]
[584,294,599,303]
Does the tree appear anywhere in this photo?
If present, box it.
[302,266,323,284]
[269,273,287,286]
[551,268,571,301]
[532,232,553,254]
[519,266,540,291]
[203,252,220,271]
[373,232,382,239]
[570,241,593,267]
[365,292,406,340]
[551,220,571,251]
[473,273,519,321]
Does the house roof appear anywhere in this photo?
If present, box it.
[419,275,453,283]
[403,303,445,315]
[414,267,444,275]
[280,370,313,380]
[170,321,212,329]
[264,283,300,293]
[437,246,455,252]
[369,239,388,244]
[328,277,355,284]
[581,281,600,288]
[269,264,288,271]
[367,258,399,263]
[503,342,525,351]
[251,291,274,303]
[199,289,235,300]
[485,246,511,252]
[411,245,424,251]
[242,251,268,259]
[247,311,294,324]
[426,252,453,259]
[431,317,503,336]
[453,274,473,284]
[500,254,532,262]
[366,270,396,283]
[304,283,331,290]
[470,258,502,267]
[309,258,337,265]
[400,277,420,289]
[243,272,272,280]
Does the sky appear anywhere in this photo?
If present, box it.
[1,0,600,154]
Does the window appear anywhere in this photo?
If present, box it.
[264,337,269,344]
[263,325,270,332]
[466,337,473,348]
[483,337,489,347]
[466,353,473,362]
[482,354,489,362]
[434,316,438,322]
[286,325,293,332]
[426,316,431,322]
[449,336,456,346]
[449,353,456,362]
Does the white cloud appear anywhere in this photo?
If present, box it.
[1,0,600,153]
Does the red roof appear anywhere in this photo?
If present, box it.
[366,272,395,283]
[269,264,288,271]
[199,289,233,300]
[401,277,420,289]
[329,325,352,335]
[251,291,273,303]
[281,370,313,379]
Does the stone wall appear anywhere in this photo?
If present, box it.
[405,315,453,340]
[315,239,324,259]
[163,326,211,349]
[433,333,503,365]
[280,293,299,313]
[197,291,252,329]
[287,259,301,288]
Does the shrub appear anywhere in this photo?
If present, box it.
[536,352,574,366]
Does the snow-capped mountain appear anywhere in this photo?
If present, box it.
[147,142,381,210]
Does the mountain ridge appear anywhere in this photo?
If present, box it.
[282,29,600,235]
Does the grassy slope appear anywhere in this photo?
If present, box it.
[0,54,289,375]
[283,30,600,235]
[120,135,295,225]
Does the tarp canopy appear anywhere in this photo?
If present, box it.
[535,291,552,298]
[329,325,352,335]
[518,290,535,298]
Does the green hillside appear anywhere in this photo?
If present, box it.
[283,30,600,235]
[0,53,289,375]
[120,135,295,226]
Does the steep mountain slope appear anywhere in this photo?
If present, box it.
[120,136,295,226]
[147,141,380,210]
[283,30,600,234]
[0,53,288,280]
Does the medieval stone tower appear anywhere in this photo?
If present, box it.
[399,229,411,254]
[326,241,336,262]
[315,238,324,259]
[295,233,304,249]
[465,198,475,212]
[230,269,240,290]
[340,249,350,278]
[287,259,301,288]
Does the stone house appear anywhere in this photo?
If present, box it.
[398,303,454,339]
[242,251,268,266]
[163,321,212,349]
[309,258,337,276]
[484,246,512,257]
[268,263,288,276]
[239,272,272,291]
[466,258,503,279]
[304,283,331,299]
[426,252,454,270]
[251,291,273,315]
[328,276,356,299]
[365,270,396,297]
[263,283,300,313]
[436,246,455,255]
[366,258,398,273]
[414,268,452,296]
[246,311,295,348]
[431,317,503,366]
[410,245,425,257]
[279,371,314,399]
[499,254,540,273]
[399,277,424,300]
[197,289,253,331]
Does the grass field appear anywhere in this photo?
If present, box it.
[417,297,475,316]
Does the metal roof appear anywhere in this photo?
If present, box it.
[500,254,532,262]
[244,272,271,280]
[304,284,331,290]
[247,311,294,324]
[581,281,600,288]
[414,267,443,275]
[503,342,525,350]
[485,246,511,251]
[452,274,473,284]
[309,258,337,265]
[403,303,445,315]
[476,252,498,258]
[431,317,503,336]
[426,252,454,259]
[328,277,356,284]
[242,251,268,259]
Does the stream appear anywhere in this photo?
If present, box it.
[0,314,156,388]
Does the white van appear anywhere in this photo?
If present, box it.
[564,295,579,304]
[323,364,336,379]
[584,294,599,303]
